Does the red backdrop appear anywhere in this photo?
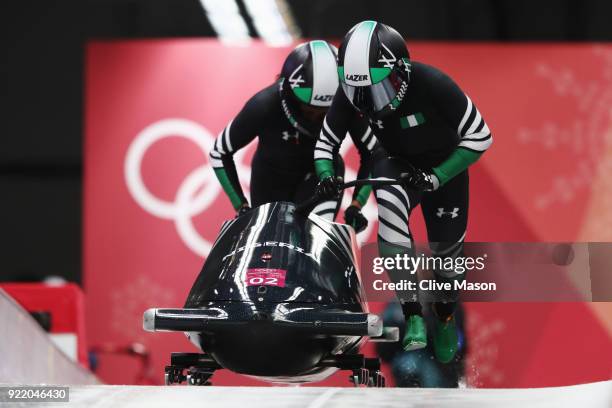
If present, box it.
[84,39,612,386]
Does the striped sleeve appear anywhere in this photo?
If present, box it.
[315,89,360,180]
[314,117,345,179]
[210,91,266,209]
[209,120,236,168]
[348,123,377,207]
[356,126,378,153]
[456,95,493,153]
[209,119,250,210]
[425,65,493,186]
[314,117,343,161]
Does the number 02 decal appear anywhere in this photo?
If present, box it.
[245,268,287,287]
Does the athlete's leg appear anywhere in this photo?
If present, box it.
[371,148,425,349]
[420,170,469,363]
[295,156,345,221]
[421,170,469,311]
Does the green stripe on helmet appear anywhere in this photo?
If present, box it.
[337,66,345,82]
[293,87,313,104]
[309,39,338,107]
[359,20,377,36]
[370,67,392,84]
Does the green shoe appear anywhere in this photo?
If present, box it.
[402,315,427,351]
[433,316,458,363]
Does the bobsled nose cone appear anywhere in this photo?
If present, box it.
[367,314,383,337]
[143,308,157,332]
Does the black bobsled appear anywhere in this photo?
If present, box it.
[144,179,400,386]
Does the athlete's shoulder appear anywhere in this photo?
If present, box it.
[242,82,281,116]
[411,61,468,114]
[411,61,460,92]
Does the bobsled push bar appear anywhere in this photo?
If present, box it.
[143,308,384,337]
[296,177,405,213]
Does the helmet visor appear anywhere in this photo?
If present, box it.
[341,69,405,114]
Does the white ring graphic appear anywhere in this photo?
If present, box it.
[125,118,232,257]
[174,165,215,256]
[125,119,218,219]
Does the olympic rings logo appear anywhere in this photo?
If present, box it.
[124,118,251,257]
[125,118,375,258]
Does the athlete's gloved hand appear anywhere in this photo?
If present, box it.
[344,204,368,233]
[400,166,439,192]
[316,176,344,199]
[236,203,251,217]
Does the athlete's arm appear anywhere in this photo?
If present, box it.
[347,122,377,208]
[209,92,265,210]
[314,90,355,180]
[427,68,493,186]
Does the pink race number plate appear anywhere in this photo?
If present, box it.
[245,268,287,287]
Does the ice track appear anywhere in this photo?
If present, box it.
[6,381,605,408]
[0,289,97,385]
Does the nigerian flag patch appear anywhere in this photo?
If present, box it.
[400,113,425,129]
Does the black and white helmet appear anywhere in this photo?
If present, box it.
[338,21,411,117]
[279,40,339,136]
[281,40,339,107]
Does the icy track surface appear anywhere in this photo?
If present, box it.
[0,290,98,385]
[19,381,611,408]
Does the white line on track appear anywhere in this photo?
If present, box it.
[307,388,339,408]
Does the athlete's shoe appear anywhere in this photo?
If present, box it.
[402,315,427,351]
[433,315,458,363]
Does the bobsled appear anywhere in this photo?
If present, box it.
[144,179,400,386]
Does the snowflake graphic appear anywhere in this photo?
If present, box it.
[517,47,612,212]
[110,275,178,342]
[465,310,506,387]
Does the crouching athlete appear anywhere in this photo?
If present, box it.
[314,22,492,363]
[210,40,375,228]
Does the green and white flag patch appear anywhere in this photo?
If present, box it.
[400,113,425,129]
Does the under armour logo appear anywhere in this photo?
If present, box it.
[282,130,300,144]
[378,43,397,69]
[374,120,384,129]
[288,64,305,89]
[437,207,459,218]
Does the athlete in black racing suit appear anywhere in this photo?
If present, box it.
[210,40,375,226]
[314,21,492,363]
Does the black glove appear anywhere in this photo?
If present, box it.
[400,165,439,192]
[236,204,251,217]
[344,205,368,233]
[316,176,344,200]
